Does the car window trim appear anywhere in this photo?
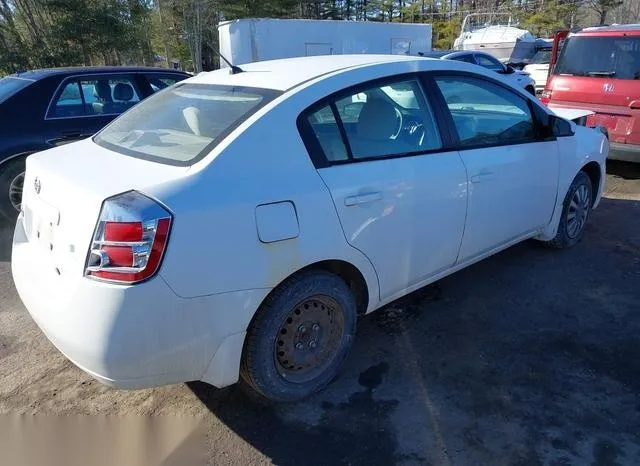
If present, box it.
[297,72,453,168]
[426,70,555,151]
[330,102,354,160]
[45,73,144,120]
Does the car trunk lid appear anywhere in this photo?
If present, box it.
[19,138,189,277]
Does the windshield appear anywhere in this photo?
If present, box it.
[95,83,280,165]
[554,36,640,79]
[0,76,33,104]
[531,50,551,64]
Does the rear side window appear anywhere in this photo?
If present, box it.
[435,76,535,146]
[49,76,141,118]
[303,78,442,163]
[555,36,640,79]
[0,76,33,104]
[95,84,280,165]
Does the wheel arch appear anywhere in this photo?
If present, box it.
[580,161,602,207]
[259,259,372,318]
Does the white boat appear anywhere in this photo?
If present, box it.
[454,13,536,63]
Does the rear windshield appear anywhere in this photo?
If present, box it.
[95,83,281,165]
[0,76,33,104]
[554,36,640,79]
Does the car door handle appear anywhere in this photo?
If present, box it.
[344,192,383,206]
[470,172,495,183]
[629,100,640,110]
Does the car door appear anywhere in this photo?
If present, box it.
[300,76,468,301]
[433,74,559,262]
[41,74,143,146]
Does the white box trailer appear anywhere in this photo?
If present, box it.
[218,18,432,67]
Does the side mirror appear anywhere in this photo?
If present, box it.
[505,65,516,74]
[549,114,574,137]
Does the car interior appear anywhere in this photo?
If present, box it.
[308,83,442,161]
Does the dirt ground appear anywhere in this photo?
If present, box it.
[0,161,639,465]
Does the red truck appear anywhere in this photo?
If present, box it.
[542,25,640,162]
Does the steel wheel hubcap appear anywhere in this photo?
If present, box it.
[9,172,24,213]
[567,184,590,239]
[275,296,344,383]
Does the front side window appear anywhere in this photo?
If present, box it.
[305,78,442,162]
[81,77,141,115]
[435,76,535,146]
[474,54,505,72]
[555,36,640,79]
[95,83,280,165]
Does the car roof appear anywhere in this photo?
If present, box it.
[577,24,640,35]
[187,54,434,91]
[8,66,189,81]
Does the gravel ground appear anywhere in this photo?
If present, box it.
[0,161,639,465]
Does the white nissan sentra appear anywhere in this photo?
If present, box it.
[12,55,607,402]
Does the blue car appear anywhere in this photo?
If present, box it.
[0,66,190,222]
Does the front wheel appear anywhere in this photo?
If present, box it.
[544,171,592,249]
[240,271,357,403]
[0,157,26,224]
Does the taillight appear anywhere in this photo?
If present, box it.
[85,191,172,284]
[540,89,553,105]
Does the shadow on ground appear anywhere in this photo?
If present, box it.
[0,223,12,262]
[189,197,640,465]
[607,160,640,180]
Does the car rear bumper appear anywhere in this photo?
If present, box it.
[608,142,640,163]
[11,215,268,389]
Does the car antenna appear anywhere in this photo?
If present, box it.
[214,49,243,75]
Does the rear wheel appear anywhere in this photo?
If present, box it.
[0,157,26,224]
[240,271,357,403]
[544,171,592,249]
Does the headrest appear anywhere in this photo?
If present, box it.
[357,99,398,140]
[93,81,112,101]
[113,83,134,101]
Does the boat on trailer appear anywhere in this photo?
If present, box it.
[454,13,536,63]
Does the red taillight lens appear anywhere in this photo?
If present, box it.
[85,191,172,284]
[540,89,553,105]
[104,222,143,242]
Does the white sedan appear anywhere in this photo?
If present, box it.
[427,50,537,95]
[12,55,607,402]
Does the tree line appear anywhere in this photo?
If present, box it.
[1,0,638,75]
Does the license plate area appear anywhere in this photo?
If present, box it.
[24,196,60,252]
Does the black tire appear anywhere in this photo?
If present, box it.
[0,156,26,225]
[544,171,592,249]
[240,270,357,403]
